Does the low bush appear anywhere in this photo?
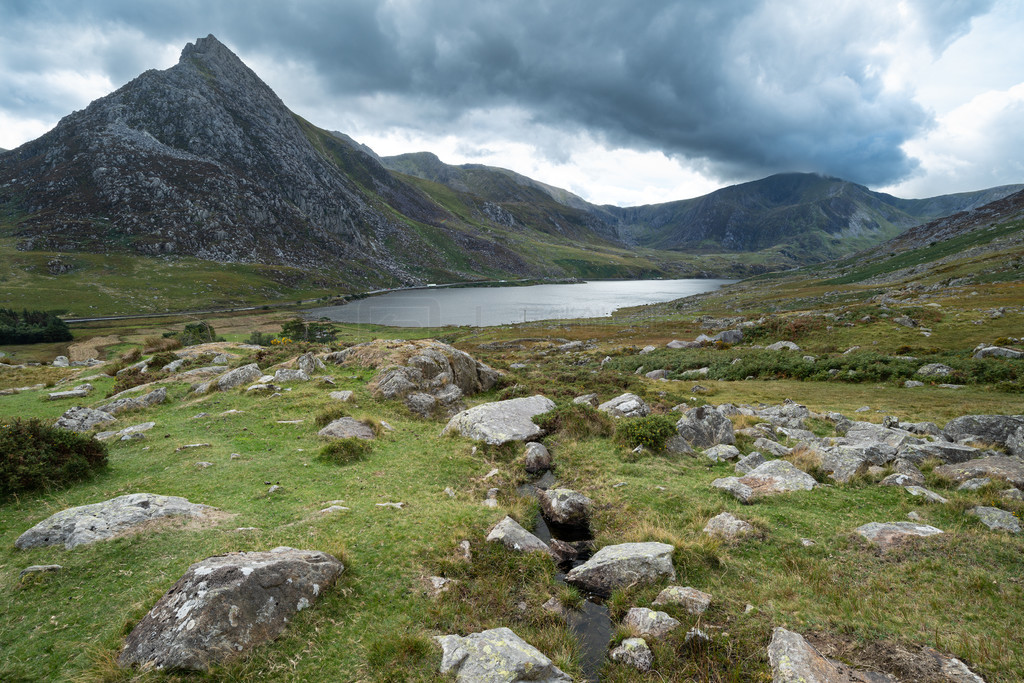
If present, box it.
[532,403,614,441]
[615,415,678,451]
[1,419,108,497]
[315,406,349,428]
[317,438,372,465]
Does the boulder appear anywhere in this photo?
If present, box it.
[754,437,793,457]
[703,511,754,540]
[272,368,309,383]
[676,405,735,448]
[900,442,980,465]
[768,627,893,683]
[917,363,953,377]
[818,448,870,484]
[766,341,800,351]
[215,363,263,391]
[942,415,1024,455]
[623,607,680,639]
[537,488,592,526]
[406,392,437,417]
[645,369,668,380]
[855,521,943,551]
[734,451,766,474]
[524,442,552,473]
[53,355,70,367]
[704,444,741,462]
[486,516,551,555]
[565,542,675,596]
[597,393,650,418]
[16,493,214,550]
[934,456,1024,489]
[905,486,948,504]
[98,387,167,416]
[119,547,343,671]
[443,395,555,445]
[295,352,326,375]
[653,586,712,614]
[317,418,375,440]
[435,627,571,682]
[713,460,817,503]
[329,390,354,402]
[572,393,599,406]
[610,637,653,672]
[968,506,1021,533]
[53,406,115,432]
[973,345,1023,360]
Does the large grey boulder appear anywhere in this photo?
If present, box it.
[537,488,592,526]
[53,406,116,432]
[968,506,1021,533]
[597,393,650,418]
[942,415,1024,455]
[98,386,167,415]
[318,418,376,440]
[215,363,263,391]
[973,345,1023,360]
[934,456,1024,489]
[295,352,326,376]
[855,521,943,551]
[272,368,309,383]
[818,448,870,484]
[676,405,735,448]
[435,627,571,682]
[443,395,555,445]
[486,516,551,554]
[768,627,891,683]
[565,542,675,596]
[16,493,214,550]
[119,547,343,671]
[712,460,817,503]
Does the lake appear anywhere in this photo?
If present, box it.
[305,278,735,327]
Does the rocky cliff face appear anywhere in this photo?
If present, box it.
[0,35,524,283]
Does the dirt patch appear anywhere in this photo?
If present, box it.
[67,334,121,361]
[805,631,983,682]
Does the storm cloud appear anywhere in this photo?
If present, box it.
[0,0,1014,198]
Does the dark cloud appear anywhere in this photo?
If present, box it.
[0,0,1000,186]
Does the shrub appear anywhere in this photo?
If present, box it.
[532,403,614,440]
[164,321,219,346]
[0,308,73,344]
[107,368,165,397]
[245,331,274,346]
[317,438,372,465]
[148,351,179,368]
[615,415,678,451]
[1,419,108,497]
[280,318,338,344]
[143,335,182,353]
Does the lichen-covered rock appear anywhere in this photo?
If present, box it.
[968,506,1021,533]
[118,547,343,671]
[610,637,653,672]
[216,363,263,391]
[565,542,675,596]
[768,627,888,683]
[597,393,650,418]
[486,516,551,554]
[435,627,571,682]
[537,488,592,526]
[16,493,214,550]
[676,405,735,448]
[98,386,167,415]
[934,456,1024,489]
[855,521,944,551]
[917,363,953,377]
[272,368,309,383]
[703,511,754,540]
[705,444,741,462]
[713,460,817,503]
[653,586,712,614]
[443,395,555,445]
[766,340,800,351]
[818,448,870,484]
[623,607,680,639]
[735,451,766,474]
[317,417,375,440]
[53,406,115,432]
[942,415,1024,455]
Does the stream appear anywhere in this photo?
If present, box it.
[519,473,613,682]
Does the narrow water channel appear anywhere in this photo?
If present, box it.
[519,475,613,682]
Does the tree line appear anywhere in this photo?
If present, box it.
[0,309,73,344]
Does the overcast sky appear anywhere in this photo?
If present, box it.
[1,1,1022,205]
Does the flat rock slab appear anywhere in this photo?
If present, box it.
[855,521,943,552]
[968,506,1021,533]
[119,547,343,671]
[934,456,1024,489]
[317,417,376,440]
[713,460,817,503]
[436,627,571,682]
[486,516,551,554]
[653,586,712,614]
[768,627,896,682]
[16,493,214,550]
[443,395,555,445]
[565,542,675,596]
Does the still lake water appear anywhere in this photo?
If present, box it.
[306,279,735,327]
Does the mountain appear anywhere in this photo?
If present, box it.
[0,35,567,288]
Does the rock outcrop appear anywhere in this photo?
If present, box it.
[443,395,555,445]
[565,542,675,596]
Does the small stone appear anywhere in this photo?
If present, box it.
[376,502,405,509]
[652,586,712,614]
[703,511,754,540]
[907,511,923,521]
[623,607,681,639]
[267,485,282,495]
[19,564,62,578]
[705,444,741,462]
[195,461,214,469]
[320,505,350,514]
[905,485,949,504]
[800,538,815,547]
[443,487,456,498]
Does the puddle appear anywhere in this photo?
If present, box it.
[520,471,612,682]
